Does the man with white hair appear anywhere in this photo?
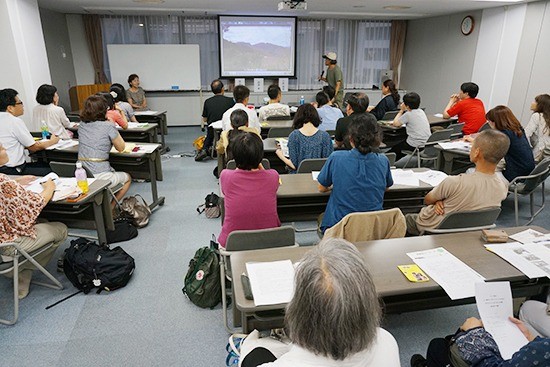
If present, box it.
[319,52,344,107]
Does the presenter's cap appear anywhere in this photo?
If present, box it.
[322,52,337,61]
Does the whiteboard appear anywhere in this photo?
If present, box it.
[107,44,201,91]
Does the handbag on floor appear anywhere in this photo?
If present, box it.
[196,192,221,219]
[106,216,139,244]
[119,194,152,228]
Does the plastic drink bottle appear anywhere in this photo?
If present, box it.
[41,120,49,140]
[75,162,89,193]
[299,96,305,105]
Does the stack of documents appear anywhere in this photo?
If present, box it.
[391,169,448,187]
[438,141,471,151]
[25,173,96,201]
[246,260,295,306]
[45,139,79,150]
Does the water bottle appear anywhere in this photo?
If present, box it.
[41,120,49,140]
[299,96,305,106]
[75,162,89,193]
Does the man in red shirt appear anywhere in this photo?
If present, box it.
[443,82,486,135]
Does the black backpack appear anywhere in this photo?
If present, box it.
[182,240,221,309]
[64,238,135,294]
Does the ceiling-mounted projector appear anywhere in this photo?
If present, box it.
[278,1,307,11]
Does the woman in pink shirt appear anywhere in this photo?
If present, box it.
[98,92,128,130]
[218,132,281,247]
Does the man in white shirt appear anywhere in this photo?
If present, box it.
[221,85,261,133]
[0,88,59,175]
[258,84,291,122]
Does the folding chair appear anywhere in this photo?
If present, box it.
[296,158,327,173]
[382,111,399,120]
[508,157,550,226]
[403,129,453,168]
[384,152,397,167]
[0,242,63,325]
[225,159,270,170]
[448,123,465,140]
[421,207,501,234]
[267,127,294,138]
[265,115,291,121]
[218,226,297,333]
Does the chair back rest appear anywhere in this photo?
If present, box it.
[520,157,550,193]
[436,207,501,230]
[49,161,94,178]
[382,110,399,120]
[384,152,396,166]
[226,159,270,170]
[296,158,327,173]
[267,127,294,138]
[322,208,406,242]
[479,122,491,132]
[448,123,465,140]
[225,226,296,252]
[424,129,453,156]
[266,115,292,121]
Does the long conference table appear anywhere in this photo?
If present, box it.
[230,226,550,332]
[31,141,165,210]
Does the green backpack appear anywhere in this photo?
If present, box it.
[182,243,221,309]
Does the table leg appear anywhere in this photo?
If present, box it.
[148,152,165,210]
[93,192,108,246]
[159,113,169,152]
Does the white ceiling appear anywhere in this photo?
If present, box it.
[38,0,534,20]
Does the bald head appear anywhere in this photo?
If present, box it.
[473,129,510,164]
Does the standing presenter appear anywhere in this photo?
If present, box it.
[319,52,344,107]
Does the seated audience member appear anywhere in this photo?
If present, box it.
[110,83,138,122]
[97,92,128,129]
[524,94,550,162]
[486,105,535,182]
[258,84,290,122]
[222,85,261,133]
[0,88,59,176]
[276,104,333,173]
[405,129,509,235]
[241,238,400,367]
[443,82,486,135]
[196,79,235,162]
[32,84,72,139]
[216,109,260,164]
[217,132,280,247]
[126,74,148,111]
[368,79,400,120]
[519,298,550,338]
[0,142,68,299]
[318,114,393,233]
[315,91,343,131]
[322,85,336,105]
[334,92,369,149]
[411,317,549,367]
[78,95,131,204]
[391,92,431,160]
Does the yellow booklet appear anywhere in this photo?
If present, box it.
[110,143,136,153]
[397,264,430,282]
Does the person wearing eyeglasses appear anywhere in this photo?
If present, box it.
[0,88,59,176]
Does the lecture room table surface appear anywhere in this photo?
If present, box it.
[39,178,113,245]
[230,226,550,332]
[435,144,473,175]
[134,110,169,152]
[67,122,160,145]
[31,141,165,210]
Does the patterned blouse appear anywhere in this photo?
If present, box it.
[456,327,550,367]
[0,174,46,245]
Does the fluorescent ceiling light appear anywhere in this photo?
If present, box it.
[474,0,524,2]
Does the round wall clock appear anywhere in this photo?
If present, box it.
[461,15,475,36]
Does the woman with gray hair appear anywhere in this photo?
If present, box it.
[242,238,400,366]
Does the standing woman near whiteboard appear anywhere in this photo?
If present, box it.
[126,74,148,111]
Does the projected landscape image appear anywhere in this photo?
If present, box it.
[220,22,295,76]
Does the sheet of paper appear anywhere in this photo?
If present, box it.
[209,120,223,129]
[407,247,485,300]
[246,260,295,306]
[311,171,320,181]
[391,169,420,187]
[276,138,289,158]
[46,139,79,150]
[509,229,546,243]
[485,243,549,278]
[110,143,137,153]
[438,141,471,151]
[126,122,149,129]
[433,113,444,118]
[25,172,61,193]
[136,144,158,154]
[413,170,448,187]
[134,110,159,115]
[475,282,529,360]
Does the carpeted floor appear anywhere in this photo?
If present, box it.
[1,126,548,366]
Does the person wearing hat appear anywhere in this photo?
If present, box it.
[319,52,344,107]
